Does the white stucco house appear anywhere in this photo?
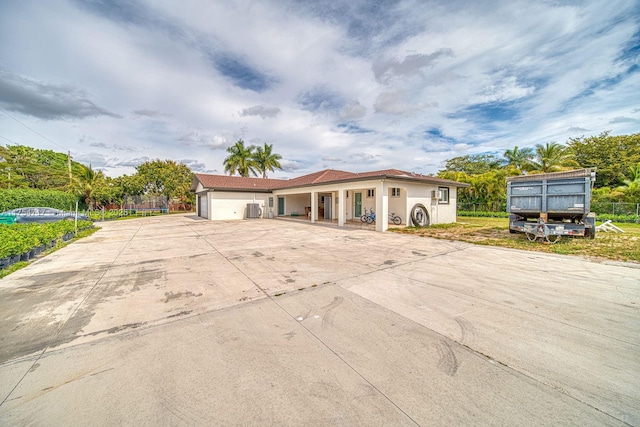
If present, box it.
[190,169,470,232]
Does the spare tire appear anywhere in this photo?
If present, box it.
[410,204,430,227]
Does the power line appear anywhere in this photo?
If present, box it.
[0,108,69,152]
[0,135,20,145]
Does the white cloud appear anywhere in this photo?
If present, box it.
[0,0,637,178]
[340,101,367,120]
[239,105,281,119]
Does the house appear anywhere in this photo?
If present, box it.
[190,169,470,232]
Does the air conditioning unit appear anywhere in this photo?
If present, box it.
[246,203,262,219]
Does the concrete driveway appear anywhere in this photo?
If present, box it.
[0,214,639,426]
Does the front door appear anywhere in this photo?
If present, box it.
[278,197,285,216]
[355,192,362,217]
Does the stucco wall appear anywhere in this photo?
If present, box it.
[404,183,457,225]
[207,191,270,220]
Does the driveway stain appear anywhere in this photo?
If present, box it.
[163,291,203,303]
[321,296,344,329]
[436,339,459,376]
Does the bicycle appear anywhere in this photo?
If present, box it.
[389,212,402,225]
[360,208,376,224]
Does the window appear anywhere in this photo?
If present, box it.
[438,187,450,204]
[367,189,375,198]
[391,187,401,197]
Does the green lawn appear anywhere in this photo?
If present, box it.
[392,217,640,263]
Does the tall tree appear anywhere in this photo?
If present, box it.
[442,154,504,175]
[252,143,282,178]
[528,142,578,173]
[567,132,640,188]
[224,139,257,177]
[136,160,194,203]
[614,162,640,202]
[503,146,534,173]
[74,164,104,210]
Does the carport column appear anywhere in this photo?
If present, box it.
[338,188,346,227]
[375,181,388,232]
[310,190,316,223]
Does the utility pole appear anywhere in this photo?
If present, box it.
[67,151,72,187]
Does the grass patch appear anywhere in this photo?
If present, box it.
[393,217,640,263]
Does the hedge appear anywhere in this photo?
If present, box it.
[0,189,81,212]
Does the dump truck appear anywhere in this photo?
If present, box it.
[507,168,596,243]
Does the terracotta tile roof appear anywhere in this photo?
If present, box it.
[272,169,357,187]
[193,168,469,192]
[192,174,283,191]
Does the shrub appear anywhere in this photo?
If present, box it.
[0,220,94,258]
[458,210,510,218]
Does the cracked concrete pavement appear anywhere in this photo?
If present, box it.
[1,213,639,425]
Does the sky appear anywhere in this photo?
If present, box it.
[0,0,639,178]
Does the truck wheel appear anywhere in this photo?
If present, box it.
[545,234,561,244]
[526,232,537,242]
[584,227,596,239]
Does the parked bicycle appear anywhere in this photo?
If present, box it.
[389,212,402,225]
[361,208,376,224]
[360,209,401,225]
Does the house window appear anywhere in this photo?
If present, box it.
[391,187,401,197]
[367,189,375,198]
[438,187,450,204]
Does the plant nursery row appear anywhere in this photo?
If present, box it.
[0,220,94,270]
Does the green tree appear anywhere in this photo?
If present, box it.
[442,154,504,175]
[528,142,578,173]
[0,144,86,190]
[91,176,124,207]
[252,143,282,178]
[135,160,194,203]
[223,139,257,177]
[503,146,534,173]
[72,164,105,210]
[614,163,640,202]
[567,132,640,188]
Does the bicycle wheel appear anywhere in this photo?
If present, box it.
[367,215,375,224]
[361,215,368,223]
[392,215,401,225]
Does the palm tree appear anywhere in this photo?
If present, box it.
[615,163,640,201]
[529,142,578,173]
[503,146,534,173]
[75,164,104,210]
[252,143,282,178]
[223,139,257,177]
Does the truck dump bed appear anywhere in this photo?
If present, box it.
[507,169,595,216]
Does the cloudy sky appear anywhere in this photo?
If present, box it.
[1,0,638,178]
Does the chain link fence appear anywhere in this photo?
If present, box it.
[458,202,640,215]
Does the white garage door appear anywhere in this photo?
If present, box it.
[198,194,208,218]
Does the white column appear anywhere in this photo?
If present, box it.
[310,191,317,223]
[338,188,345,227]
[375,181,388,232]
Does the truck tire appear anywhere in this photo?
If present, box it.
[584,226,596,239]
[410,204,430,227]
